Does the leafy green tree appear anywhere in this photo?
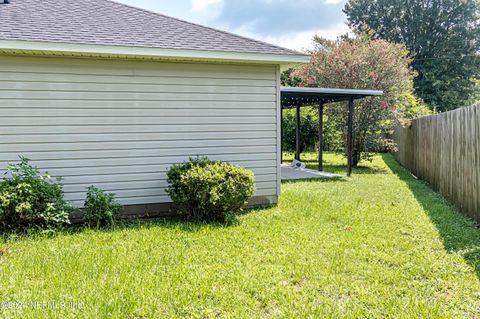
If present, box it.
[281,107,343,154]
[467,79,480,105]
[293,31,424,166]
[281,68,302,87]
[344,0,480,111]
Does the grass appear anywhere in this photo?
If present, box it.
[1,153,480,318]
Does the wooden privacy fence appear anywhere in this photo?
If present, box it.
[392,104,480,222]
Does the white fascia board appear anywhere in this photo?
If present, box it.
[0,39,310,64]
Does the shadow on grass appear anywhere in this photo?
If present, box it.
[1,210,255,244]
[102,203,275,233]
[382,153,480,279]
[320,164,388,175]
[70,213,247,235]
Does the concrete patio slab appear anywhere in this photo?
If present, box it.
[281,164,341,181]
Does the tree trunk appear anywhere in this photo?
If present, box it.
[352,150,361,167]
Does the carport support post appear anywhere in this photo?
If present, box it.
[318,101,324,171]
[347,97,354,177]
[295,102,301,161]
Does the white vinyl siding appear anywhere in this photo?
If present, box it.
[0,56,279,207]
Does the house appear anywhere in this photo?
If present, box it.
[0,0,309,215]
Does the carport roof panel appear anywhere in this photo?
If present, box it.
[281,87,384,107]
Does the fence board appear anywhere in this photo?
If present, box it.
[393,104,480,222]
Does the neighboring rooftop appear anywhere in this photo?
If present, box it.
[0,0,301,56]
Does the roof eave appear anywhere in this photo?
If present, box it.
[0,39,310,65]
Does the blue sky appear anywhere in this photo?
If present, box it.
[114,0,349,52]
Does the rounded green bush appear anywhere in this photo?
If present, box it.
[0,157,72,234]
[166,158,255,223]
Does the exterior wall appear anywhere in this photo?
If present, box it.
[0,56,280,208]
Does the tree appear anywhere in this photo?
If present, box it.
[281,68,302,87]
[293,31,426,166]
[467,79,480,106]
[344,0,480,112]
[281,107,343,154]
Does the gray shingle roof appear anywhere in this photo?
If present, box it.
[0,0,301,55]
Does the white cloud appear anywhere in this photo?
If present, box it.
[191,0,223,12]
[323,0,345,5]
[233,23,351,52]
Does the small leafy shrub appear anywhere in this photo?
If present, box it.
[282,107,344,153]
[166,157,255,223]
[83,186,122,228]
[0,157,72,234]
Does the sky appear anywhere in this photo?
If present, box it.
[114,0,350,52]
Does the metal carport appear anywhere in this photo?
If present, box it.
[281,87,383,176]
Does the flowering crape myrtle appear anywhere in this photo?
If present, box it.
[292,30,429,165]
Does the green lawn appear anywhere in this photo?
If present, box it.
[1,153,479,318]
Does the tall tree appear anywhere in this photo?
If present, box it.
[344,0,480,112]
[293,32,427,165]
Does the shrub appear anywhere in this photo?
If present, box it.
[0,157,72,233]
[83,186,122,228]
[166,157,255,223]
[282,106,344,154]
[293,30,417,165]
